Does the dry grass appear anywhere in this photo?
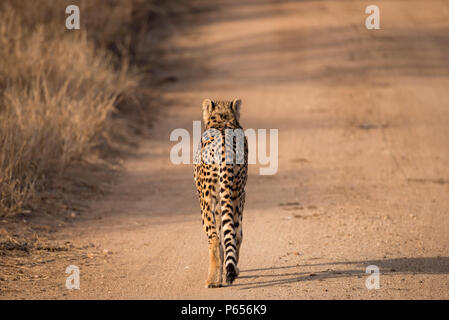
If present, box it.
[0,1,167,216]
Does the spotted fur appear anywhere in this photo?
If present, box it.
[194,99,248,288]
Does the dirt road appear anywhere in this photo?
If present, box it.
[2,0,449,299]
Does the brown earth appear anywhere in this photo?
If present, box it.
[1,0,449,299]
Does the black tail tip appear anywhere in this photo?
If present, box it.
[226,264,237,285]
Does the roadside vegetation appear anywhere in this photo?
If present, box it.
[0,0,180,217]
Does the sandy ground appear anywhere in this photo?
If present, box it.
[2,0,449,299]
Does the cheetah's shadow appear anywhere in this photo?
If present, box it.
[231,257,449,290]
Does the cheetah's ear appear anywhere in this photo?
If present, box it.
[202,99,213,111]
[231,99,242,121]
[202,99,214,124]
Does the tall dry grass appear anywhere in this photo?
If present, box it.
[0,1,160,216]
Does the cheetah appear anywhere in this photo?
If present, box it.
[194,99,248,288]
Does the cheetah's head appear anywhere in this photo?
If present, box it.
[202,99,242,128]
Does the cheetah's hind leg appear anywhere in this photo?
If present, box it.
[204,200,223,288]
[206,236,222,288]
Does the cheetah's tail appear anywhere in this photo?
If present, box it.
[220,166,239,285]
[226,264,237,284]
